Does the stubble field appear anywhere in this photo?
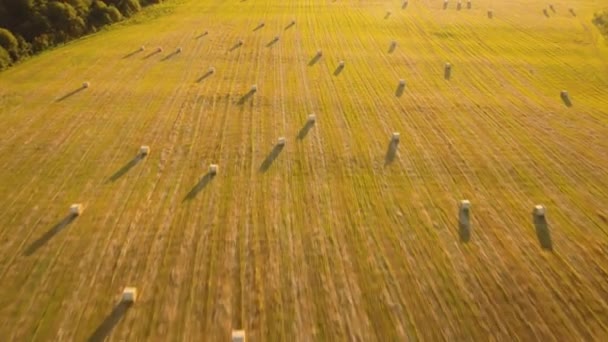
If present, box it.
[0,0,607,340]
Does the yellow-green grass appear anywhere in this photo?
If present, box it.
[0,0,607,340]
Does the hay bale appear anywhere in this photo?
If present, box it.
[444,63,452,79]
[209,164,218,175]
[459,200,471,238]
[82,82,90,88]
[460,200,471,211]
[308,114,316,123]
[251,84,258,92]
[208,67,215,74]
[392,132,400,141]
[534,205,546,217]
[157,47,163,52]
[398,79,406,86]
[274,35,280,41]
[140,46,145,51]
[487,9,493,18]
[467,0,471,9]
[560,90,569,98]
[443,0,448,9]
[402,1,408,9]
[177,47,183,53]
[457,1,462,10]
[232,330,246,342]
[140,145,150,156]
[317,49,323,57]
[278,137,286,146]
[238,39,244,46]
[122,287,137,303]
[339,60,345,68]
[70,204,83,216]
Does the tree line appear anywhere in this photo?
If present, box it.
[0,0,163,70]
[593,9,608,43]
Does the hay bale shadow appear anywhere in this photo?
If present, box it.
[384,12,391,19]
[266,38,279,48]
[229,43,242,52]
[443,2,448,10]
[24,215,76,256]
[308,54,321,66]
[196,71,214,83]
[87,302,132,342]
[253,23,264,32]
[183,173,215,201]
[333,65,344,76]
[549,5,555,13]
[56,86,86,102]
[569,9,576,16]
[297,121,315,140]
[402,2,408,9]
[384,140,399,165]
[458,210,471,243]
[122,49,143,59]
[109,155,143,182]
[457,3,462,10]
[561,93,572,107]
[388,44,396,54]
[444,68,451,80]
[237,90,255,105]
[259,144,284,172]
[161,51,180,61]
[196,32,208,39]
[395,84,405,97]
[534,214,553,251]
[285,22,295,30]
[143,50,161,59]
[543,9,550,18]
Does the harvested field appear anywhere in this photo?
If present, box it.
[0,0,607,340]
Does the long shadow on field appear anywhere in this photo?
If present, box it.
[534,214,553,251]
[308,54,321,66]
[229,42,243,52]
[569,9,576,16]
[333,64,344,76]
[253,23,265,32]
[395,83,405,97]
[24,215,76,256]
[196,31,209,39]
[109,155,144,182]
[285,22,295,30]
[297,121,315,140]
[143,50,161,59]
[122,49,143,59]
[259,144,284,172]
[196,71,214,83]
[56,86,86,102]
[266,37,279,48]
[561,93,572,107]
[87,302,132,342]
[161,50,180,61]
[384,139,399,165]
[384,12,391,19]
[388,43,396,54]
[458,210,471,243]
[237,90,255,105]
[543,9,550,18]
[183,173,215,201]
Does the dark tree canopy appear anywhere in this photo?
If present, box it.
[0,0,163,70]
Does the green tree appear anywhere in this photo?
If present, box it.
[0,45,11,69]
